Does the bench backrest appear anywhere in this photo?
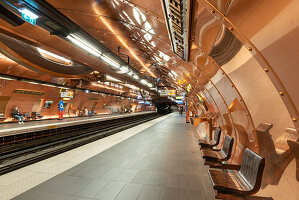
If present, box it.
[221,135,234,159]
[212,127,221,146]
[238,148,265,193]
[0,113,4,117]
[24,113,30,117]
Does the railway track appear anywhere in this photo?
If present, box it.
[0,112,162,175]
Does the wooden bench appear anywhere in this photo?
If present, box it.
[198,127,222,149]
[0,113,6,121]
[202,135,234,163]
[208,148,265,197]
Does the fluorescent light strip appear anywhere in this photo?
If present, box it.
[67,34,101,57]
[101,55,120,69]
[141,79,148,85]
[106,75,121,82]
[37,48,72,64]
[41,84,57,88]
[0,76,15,80]
[92,83,124,93]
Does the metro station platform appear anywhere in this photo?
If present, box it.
[0,113,215,200]
[0,112,154,137]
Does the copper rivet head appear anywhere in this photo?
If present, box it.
[264,68,269,72]
[229,27,234,31]
[252,129,254,132]
[292,118,297,122]
[211,9,215,13]
[279,92,284,96]
[248,47,252,51]
[246,114,249,116]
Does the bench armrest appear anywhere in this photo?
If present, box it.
[205,160,241,170]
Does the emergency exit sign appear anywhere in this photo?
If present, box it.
[22,13,36,25]
[20,9,38,26]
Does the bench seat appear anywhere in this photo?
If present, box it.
[208,148,265,196]
[199,127,222,149]
[202,135,234,162]
[209,170,251,194]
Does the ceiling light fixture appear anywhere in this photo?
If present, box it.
[92,83,124,93]
[66,34,102,57]
[37,48,72,64]
[106,75,121,82]
[141,79,148,85]
[101,55,120,69]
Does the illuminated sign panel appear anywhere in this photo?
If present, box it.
[61,91,73,98]
[20,9,39,26]
[162,0,191,61]
[159,90,176,97]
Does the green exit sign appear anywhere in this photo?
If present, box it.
[20,9,38,26]
[22,13,36,26]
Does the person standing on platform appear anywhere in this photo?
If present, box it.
[58,100,64,120]
[84,107,92,117]
[179,106,183,116]
[12,106,24,124]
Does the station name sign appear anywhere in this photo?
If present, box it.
[14,89,44,96]
[162,0,191,61]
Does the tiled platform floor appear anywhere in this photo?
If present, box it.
[12,113,215,200]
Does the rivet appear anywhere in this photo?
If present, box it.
[279,92,284,96]
[264,68,269,72]
[246,114,249,116]
[252,129,254,132]
[240,99,242,101]
[229,27,234,31]
[222,72,225,75]
[292,118,297,122]
[211,9,215,14]
[231,85,234,87]
[248,47,253,51]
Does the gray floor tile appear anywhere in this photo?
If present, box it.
[167,174,188,189]
[137,185,162,200]
[102,168,124,180]
[159,188,188,200]
[132,171,153,184]
[55,177,91,195]
[149,172,169,186]
[76,179,109,198]
[94,181,125,200]
[115,169,138,182]
[114,183,143,200]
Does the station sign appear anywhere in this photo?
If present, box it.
[162,0,191,61]
[176,96,184,100]
[14,89,44,96]
[158,89,176,97]
[61,91,73,98]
